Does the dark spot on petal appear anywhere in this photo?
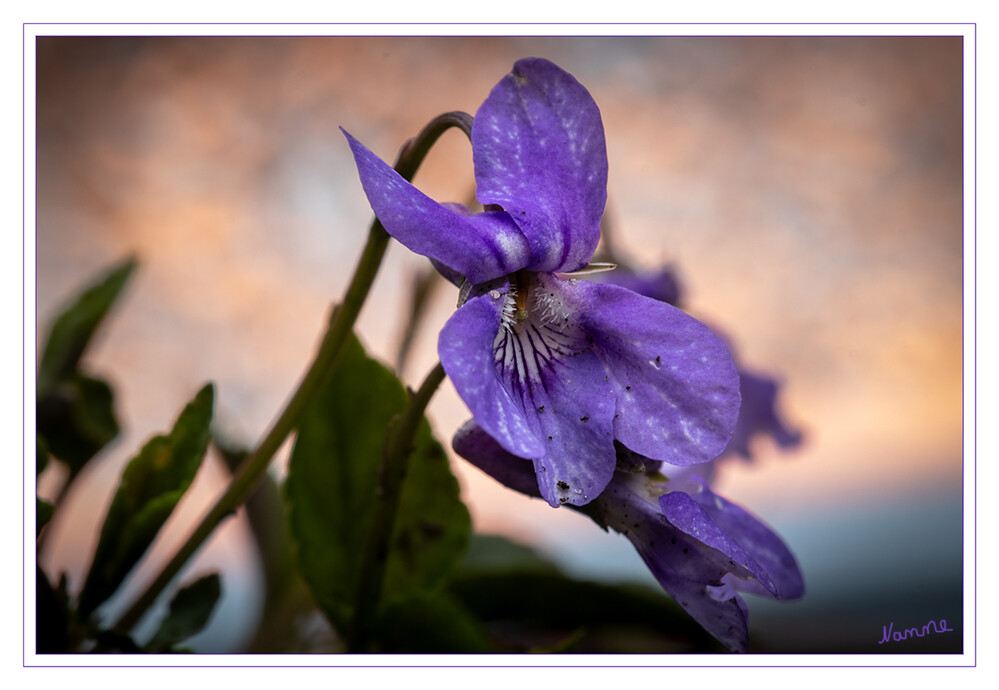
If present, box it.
[656,355,661,363]
[682,547,689,554]
[671,537,676,545]
[604,376,608,381]
[558,496,567,504]
[580,416,589,422]
[538,405,545,412]
[625,385,631,390]
[557,480,570,491]
[548,435,553,440]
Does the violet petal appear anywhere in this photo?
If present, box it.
[725,370,803,458]
[452,419,541,498]
[454,422,766,652]
[438,286,544,458]
[523,346,616,507]
[571,280,741,466]
[591,477,753,652]
[672,475,805,599]
[443,278,618,507]
[658,490,777,597]
[342,128,532,284]
[472,57,607,275]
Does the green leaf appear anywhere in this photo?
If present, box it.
[37,373,120,473]
[37,257,137,395]
[145,573,222,652]
[78,384,214,619]
[377,592,493,653]
[285,335,470,635]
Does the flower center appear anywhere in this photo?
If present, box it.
[493,273,583,394]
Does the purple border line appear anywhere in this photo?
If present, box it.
[22,25,978,670]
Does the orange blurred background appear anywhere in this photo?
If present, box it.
[33,35,966,653]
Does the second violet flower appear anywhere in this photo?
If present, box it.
[343,58,741,508]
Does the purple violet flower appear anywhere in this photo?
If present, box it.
[343,58,740,507]
[453,419,805,652]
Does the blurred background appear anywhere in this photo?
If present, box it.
[33,35,965,654]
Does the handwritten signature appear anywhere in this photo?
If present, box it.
[878,618,954,645]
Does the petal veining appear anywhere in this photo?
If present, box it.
[439,285,544,458]
[491,273,617,506]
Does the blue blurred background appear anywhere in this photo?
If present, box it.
[34,35,966,654]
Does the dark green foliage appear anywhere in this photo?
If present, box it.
[459,533,564,577]
[36,257,136,474]
[36,434,50,476]
[285,335,471,641]
[36,567,70,653]
[37,257,136,394]
[146,573,222,652]
[448,569,725,653]
[78,384,214,619]
[37,373,120,473]
[377,592,493,653]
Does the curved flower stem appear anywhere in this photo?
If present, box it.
[348,360,448,653]
[113,111,473,635]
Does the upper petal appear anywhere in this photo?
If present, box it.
[569,280,741,466]
[342,128,532,284]
[472,58,607,274]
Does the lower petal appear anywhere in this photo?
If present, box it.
[489,274,617,506]
[439,288,544,459]
[524,348,616,506]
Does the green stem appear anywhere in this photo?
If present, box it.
[394,266,440,375]
[348,361,448,653]
[113,111,473,635]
